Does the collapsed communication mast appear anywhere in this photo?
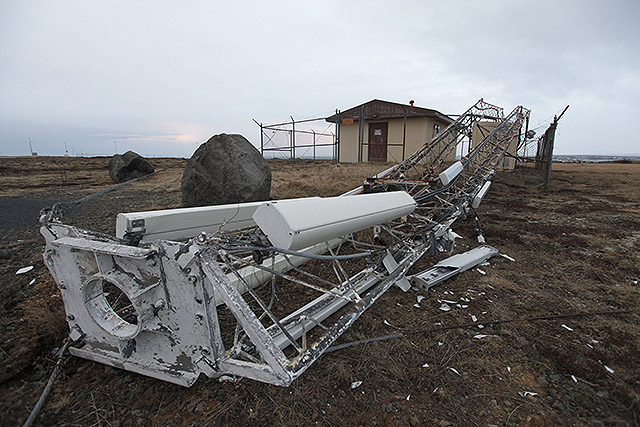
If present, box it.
[40,99,530,387]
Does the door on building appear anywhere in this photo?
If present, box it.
[368,122,388,162]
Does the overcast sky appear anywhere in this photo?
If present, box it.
[1,0,639,157]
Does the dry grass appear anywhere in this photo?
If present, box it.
[0,157,639,426]
[269,159,390,199]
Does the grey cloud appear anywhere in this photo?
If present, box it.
[1,0,639,156]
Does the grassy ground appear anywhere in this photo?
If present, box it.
[0,156,638,426]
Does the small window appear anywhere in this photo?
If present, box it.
[433,123,440,137]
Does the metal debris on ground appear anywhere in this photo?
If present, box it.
[16,266,34,275]
[520,391,539,398]
[409,245,498,290]
[39,99,530,386]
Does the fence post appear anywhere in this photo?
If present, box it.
[543,122,557,192]
[542,105,569,192]
[535,135,544,171]
[520,114,530,163]
[402,112,407,160]
[358,106,364,163]
[260,123,264,155]
[291,116,296,160]
[335,109,340,164]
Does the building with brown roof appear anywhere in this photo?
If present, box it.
[325,99,453,163]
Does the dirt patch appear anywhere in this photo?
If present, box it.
[0,157,639,426]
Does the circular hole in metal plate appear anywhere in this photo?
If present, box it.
[84,278,140,339]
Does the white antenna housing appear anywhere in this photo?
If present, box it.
[253,192,416,250]
[439,161,464,186]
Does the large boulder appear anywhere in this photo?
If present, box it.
[108,151,155,183]
[181,134,271,207]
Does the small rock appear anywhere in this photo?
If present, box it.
[192,401,205,414]
[409,415,420,426]
[338,390,346,398]
[549,374,562,382]
[552,399,565,411]
[596,390,610,399]
[0,249,10,259]
[385,403,393,413]
[536,376,549,387]
[503,399,512,407]
[489,399,498,407]
[439,421,453,427]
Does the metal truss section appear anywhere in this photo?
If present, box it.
[41,99,529,386]
[374,98,505,183]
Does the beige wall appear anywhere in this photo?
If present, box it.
[471,122,498,152]
[338,116,453,163]
[338,122,360,162]
[471,121,519,170]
